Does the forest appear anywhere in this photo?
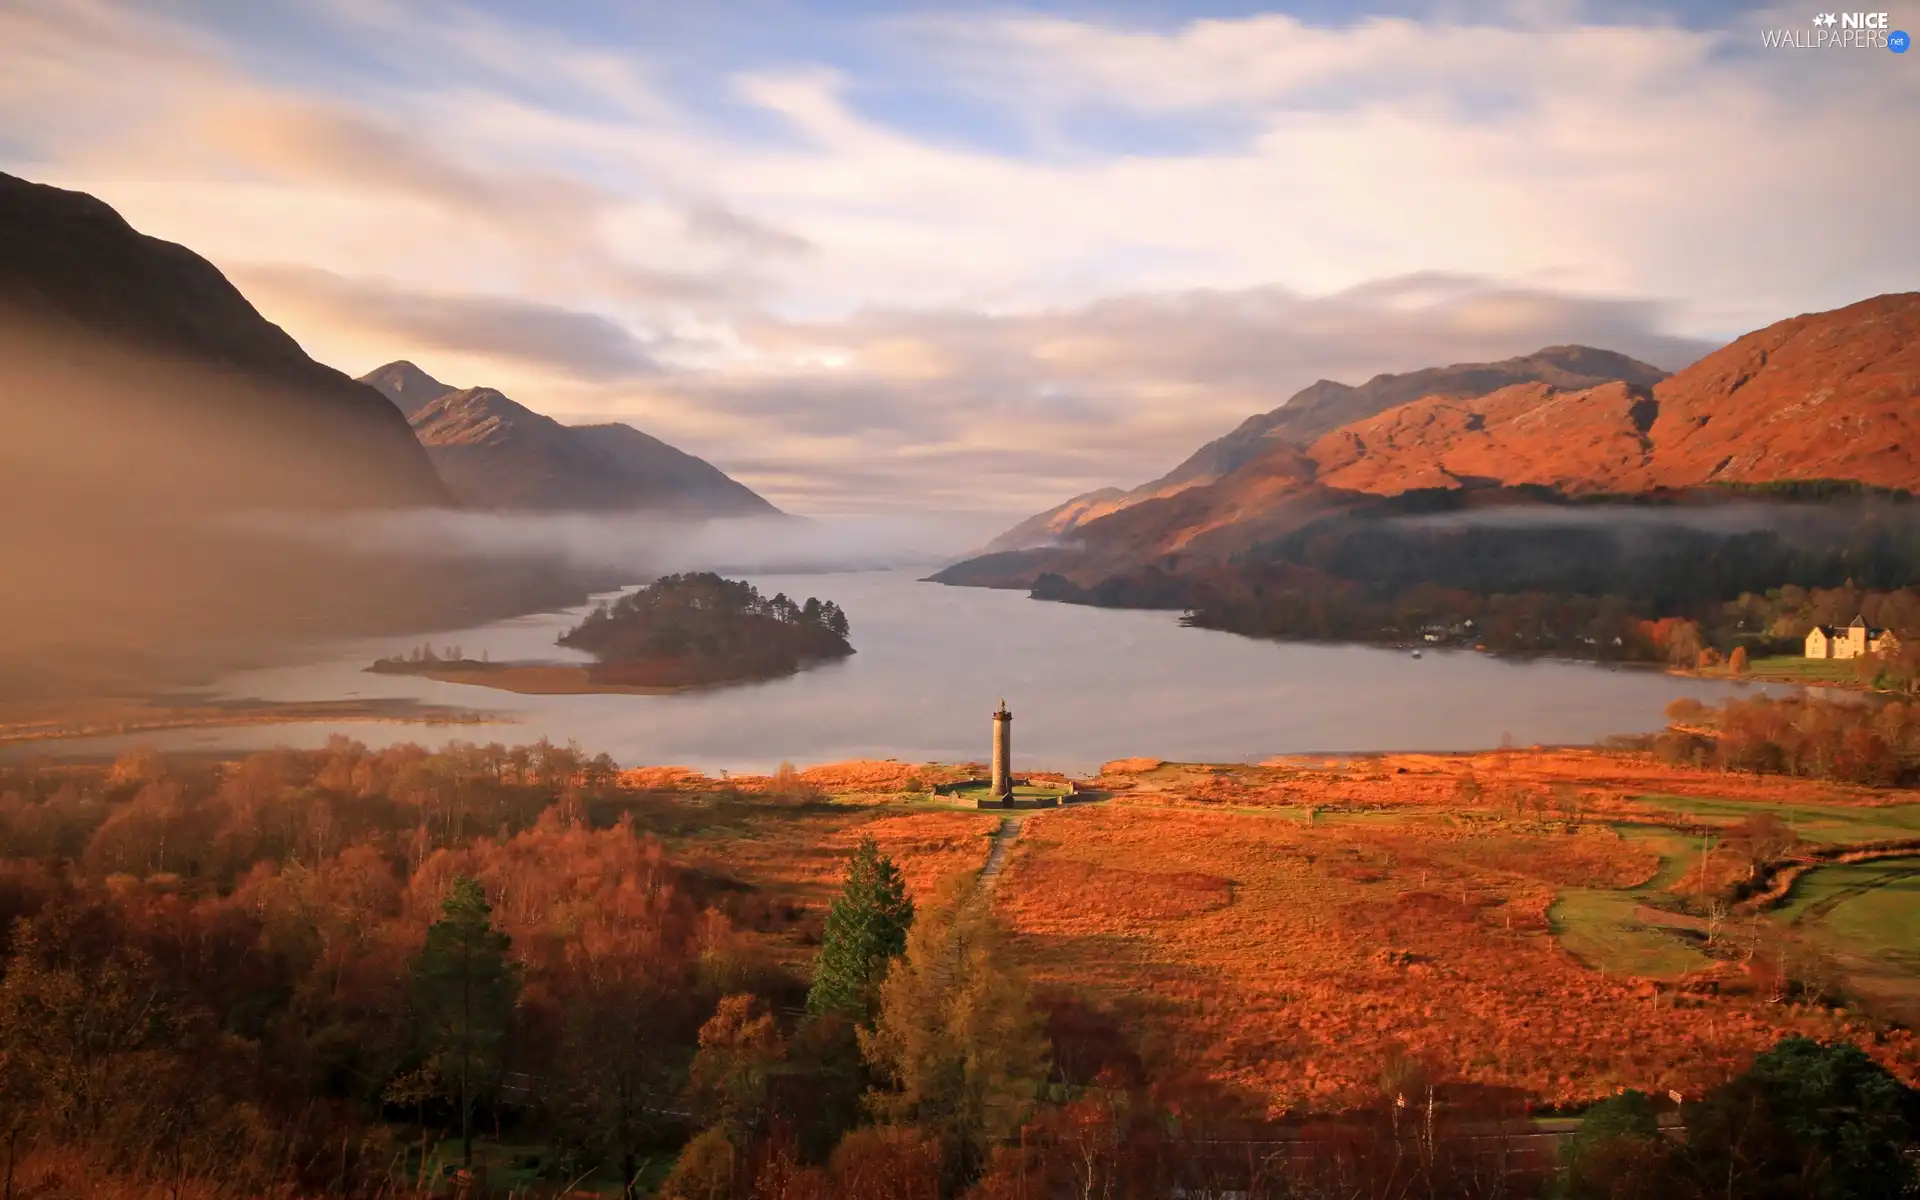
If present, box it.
[557,575,853,687]
[0,740,1915,1198]
[1036,489,1920,661]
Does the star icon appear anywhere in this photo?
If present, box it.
[1814,12,1837,26]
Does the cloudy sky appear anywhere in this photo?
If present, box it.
[4,0,1915,521]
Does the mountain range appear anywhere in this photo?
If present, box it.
[940,292,1920,589]
[359,361,777,516]
[982,345,1671,552]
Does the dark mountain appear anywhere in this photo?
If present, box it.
[980,346,1668,551]
[0,173,602,693]
[0,170,447,511]
[361,361,779,515]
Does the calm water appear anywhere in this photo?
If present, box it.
[24,570,1778,774]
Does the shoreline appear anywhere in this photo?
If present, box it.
[0,696,496,749]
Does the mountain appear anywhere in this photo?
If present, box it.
[980,346,1669,551]
[937,294,1920,588]
[0,173,605,692]
[1305,292,1920,499]
[360,359,457,419]
[0,171,447,511]
[361,362,779,515]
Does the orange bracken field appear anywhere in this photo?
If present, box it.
[668,751,1920,1112]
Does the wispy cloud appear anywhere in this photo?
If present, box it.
[234,266,663,382]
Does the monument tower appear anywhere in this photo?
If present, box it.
[991,699,1013,798]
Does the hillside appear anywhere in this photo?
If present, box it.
[980,345,1668,551]
[1306,293,1920,498]
[0,170,447,511]
[0,173,595,693]
[952,295,1920,575]
[362,361,779,515]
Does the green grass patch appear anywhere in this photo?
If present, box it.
[1630,794,1920,845]
[1773,857,1920,969]
[1544,824,1718,980]
[1614,825,1699,891]
[1740,655,1866,684]
[1549,888,1714,980]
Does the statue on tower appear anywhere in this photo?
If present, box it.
[991,699,1013,801]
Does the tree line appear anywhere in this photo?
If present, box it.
[1034,489,1920,662]
[1656,693,1920,786]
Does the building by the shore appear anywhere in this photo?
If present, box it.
[1805,614,1900,660]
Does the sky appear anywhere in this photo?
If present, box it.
[3,0,1915,522]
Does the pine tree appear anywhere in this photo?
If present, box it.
[806,836,914,1019]
[409,876,520,1167]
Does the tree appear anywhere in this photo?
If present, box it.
[806,836,914,1020]
[688,995,787,1141]
[408,876,519,1168]
[1729,645,1750,675]
[1553,1090,1683,1199]
[1683,1036,1920,1199]
[861,873,1051,1182]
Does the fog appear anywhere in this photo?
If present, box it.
[221,509,1000,577]
[1386,497,1913,541]
[1392,503,1788,535]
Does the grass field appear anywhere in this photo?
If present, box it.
[1774,857,1920,967]
[1550,826,1713,981]
[1629,793,1920,844]
[1738,655,1866,684]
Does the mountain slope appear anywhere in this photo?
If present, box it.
[938,293,1920,586]
[981,346,1669,550]
[0,173,607,688]
[1303,292,1920,500]
[0,170,448,511]
[361,362,779,515]
[571,422,777,515]
[360,359,458,419]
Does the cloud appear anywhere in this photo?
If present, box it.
[1,0,1913,520]
[603,273,1719,516]
[235,265,662,381]
[684,198,813,257]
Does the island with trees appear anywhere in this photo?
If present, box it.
[368,573,855,695]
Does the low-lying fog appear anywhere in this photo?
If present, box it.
[223,509,999,577]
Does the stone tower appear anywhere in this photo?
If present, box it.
[991,699,1013,798]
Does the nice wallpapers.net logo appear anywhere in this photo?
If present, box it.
[1761,12,1911,49]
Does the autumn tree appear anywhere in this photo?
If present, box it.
[408,875,519,1168]
[1728,645,1750,675]
[806,835,914,1020]
[861,873,1050,1183]
[549,926,696,1196]
[688,994,787,1141]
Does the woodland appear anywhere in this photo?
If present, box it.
[0,736,1916,1198]
[1033,489,1920,663]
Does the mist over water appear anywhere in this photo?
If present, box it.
[22,569,1784,775]
[222,510,997,576]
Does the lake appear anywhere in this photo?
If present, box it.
[25,569,1779,774]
